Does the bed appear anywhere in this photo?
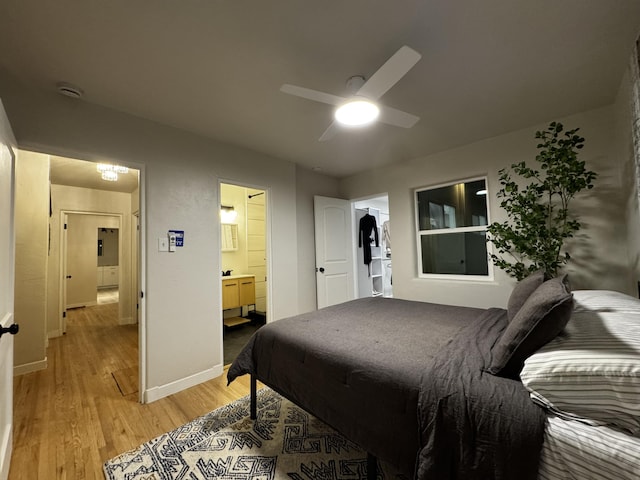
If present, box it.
[523,289,640,480]
[227,277,640,479]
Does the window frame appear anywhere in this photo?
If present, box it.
[414,176,494,281]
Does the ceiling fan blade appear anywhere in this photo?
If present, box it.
[280,84,345,106]
[356,46,421,100]
[318,122,339,142]
[379,105,420,128]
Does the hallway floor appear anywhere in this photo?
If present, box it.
[9,303,252,479]
[97,286,119,305]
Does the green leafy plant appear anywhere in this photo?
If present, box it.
[487,122,597,280]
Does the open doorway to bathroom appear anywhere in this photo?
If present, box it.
[220,182,268,365]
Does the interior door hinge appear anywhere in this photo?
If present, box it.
[140,291,144,299]
[62,311,66,318]
[64,223,68,229]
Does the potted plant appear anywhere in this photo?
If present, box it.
[487,122,597,280]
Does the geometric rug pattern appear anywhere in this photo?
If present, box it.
[103,387,406,479]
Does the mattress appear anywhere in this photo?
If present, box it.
[539,415,640,480]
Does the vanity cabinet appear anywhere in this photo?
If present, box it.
[97,265,119,288]
[222,276,255,310]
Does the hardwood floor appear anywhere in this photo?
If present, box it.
[9,302,252,479]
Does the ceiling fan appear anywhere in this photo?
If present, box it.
[280,45,422,142]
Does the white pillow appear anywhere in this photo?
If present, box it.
[520,290,640,434]
[573,289,640,313]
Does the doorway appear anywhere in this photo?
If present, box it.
[47,154,143,400]
[353,195,393,299]
[63,214,121,313]
[220,182,268,365]
[97,227,120,305]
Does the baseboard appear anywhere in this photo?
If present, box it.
[66,301,97,309]
[119,316,135,325]
[14,358,48,376]
[143,364,224,404]
[48,329,61,339]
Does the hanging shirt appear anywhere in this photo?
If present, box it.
[358,214,379,271]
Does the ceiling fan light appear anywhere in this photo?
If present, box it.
[335,99,379,126]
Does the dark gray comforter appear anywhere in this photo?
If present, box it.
[227,297,545,479]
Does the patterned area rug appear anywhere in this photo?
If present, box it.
[104,387,405,479]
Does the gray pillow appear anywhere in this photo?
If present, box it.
[489,276,573,379]
[507,269,545,321]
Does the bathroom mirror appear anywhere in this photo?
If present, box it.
[221,223,238,251]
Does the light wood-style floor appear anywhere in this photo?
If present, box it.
[9,302,252,479]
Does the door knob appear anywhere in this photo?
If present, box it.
[66,275,72,279]
[0,324,19,338]
[317,267,325,273]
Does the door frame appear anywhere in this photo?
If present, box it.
[217,179,273,356]
[59,211,122,331]
[0,135,15,480]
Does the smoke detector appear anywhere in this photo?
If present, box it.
[56,82,84,99]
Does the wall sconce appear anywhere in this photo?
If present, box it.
[220,205,237,223]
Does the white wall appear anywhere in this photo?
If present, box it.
[339,105,637,308]
[13,150,48,373]
[0,78,326,401]
[619,56,640,286]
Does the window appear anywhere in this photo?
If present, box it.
[415,178,491,278]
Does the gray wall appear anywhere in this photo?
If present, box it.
[339,103,639,307]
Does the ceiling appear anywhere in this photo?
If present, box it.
[1,1,640,178]
[49,156,139,194]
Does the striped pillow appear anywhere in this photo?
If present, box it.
[520,290,640,434]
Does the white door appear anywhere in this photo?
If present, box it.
[0,102,16,480]
[313,196,355,308]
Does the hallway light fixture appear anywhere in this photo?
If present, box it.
[220,205,238,223]
[101,170,118,181]
[97,163,129,181]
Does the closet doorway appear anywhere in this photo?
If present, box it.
[220,182,268,365]
[353,195,392,299]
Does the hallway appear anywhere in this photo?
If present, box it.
[9,303,251,479]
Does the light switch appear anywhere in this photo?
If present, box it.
[158,237,169,252]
